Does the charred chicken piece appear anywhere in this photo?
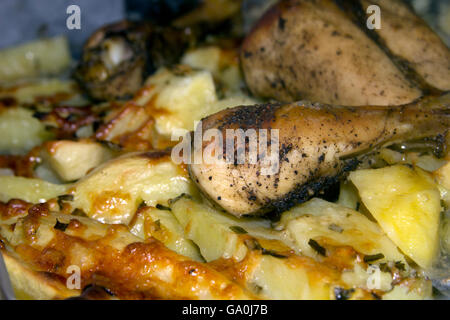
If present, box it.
[74,20,194,101]
[241,0,450,106]
[189,93,450,217]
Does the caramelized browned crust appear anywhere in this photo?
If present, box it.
[0,203,252,300]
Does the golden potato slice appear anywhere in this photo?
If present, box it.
[128,206,203,261]
[71,151,196,224]
[350,165,441,269]
[277,198,406,264]
[0,176,67,204]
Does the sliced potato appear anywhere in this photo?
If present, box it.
[249,254,334,300]
[380,148,447,172]
[97,66,256,148]
[97,67,219,146]
[0,107,53,154]
[0,36,71,82]
[129,206,203,261]
[337,180,359,210]
[41,140,112,182]
[0,210,251,300]
[277,198,406,264]
[0,176,67,203]
[170,197,339,299]
[95,102,155,151]
[0,79,81,105]
[170,197,429,299]
[2,251,80,300]
[350,165,442,269]
[170,196,280,262]
[71,152,197,224]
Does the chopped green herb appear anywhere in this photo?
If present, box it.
[71,208,87,217]
[58,194,74,201]
[137,201,146,209]
[98,140,122,151]
[156,204,171,211]
[261,248,288,259]
[57,199,64,210]
[168,193,192,205]
[364,253,385,263]
[308,239,326,256]
[229,226,248,234]
[371,292,382,300]
[244,239,262,251]
[379,263,391,273]
[328,223,343,233]
[57,194,74,210]
[250,283,264,294]
[394,261,406,271]
[54,220,69,231]
[334,287,355,300]
[243,238,287,258]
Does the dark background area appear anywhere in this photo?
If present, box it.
[0,0,448,58]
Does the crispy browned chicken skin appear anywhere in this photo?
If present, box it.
[241,0,450,106]
[189,94,450,217]
[74,21,193,101]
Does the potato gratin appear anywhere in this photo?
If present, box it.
[0,0,449,300]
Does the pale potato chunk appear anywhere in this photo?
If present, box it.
[2,251,79,300]
[379,148,447,172]
[0,36,71,82]
[0,176,67,203]
[71,152,197,225]
[277,198,406,263]
[350,165,441,269]
[181,47,225,76]
[0,107,52,154]
[140,68,218,136]
[0,79,82,105]
[433,160,450,206]
[181,46,245,94]
[170,196,278,262]
[95,103,154,146]
[434,160,450,190]
[99,66,256,147]
[337,180,359,210]
[250,255,332,300]
[441,213,450,253]
[129,206,203,261]
[41,140,112,181]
